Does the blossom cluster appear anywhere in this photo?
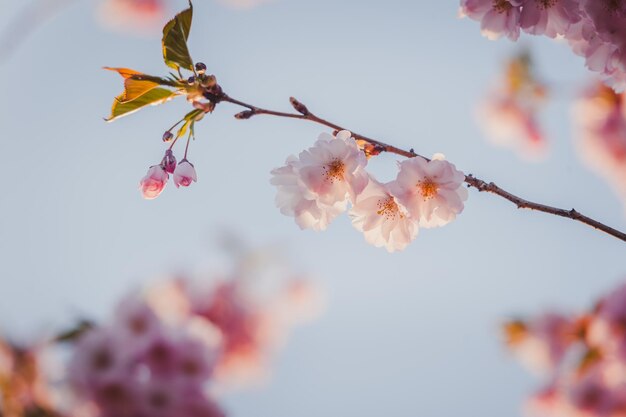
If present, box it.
[460,0,626,91]
[573,82,626,209]
[477,51,548,159]
[270,130,468,252]
[503,280,626,417]
[0,255,321,417]
[67,272,319,416]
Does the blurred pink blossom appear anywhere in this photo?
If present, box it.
[476,53,548,159]
[573,83,626,209]
[97,0,167,35]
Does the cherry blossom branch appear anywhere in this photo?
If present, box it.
[219,94,626,243]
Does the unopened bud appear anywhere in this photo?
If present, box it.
[289,97,309,115]
[235,110,255,120]
[162,131,174,142]
[187,76,196,85]
[200,74,217,88]
[195,62,207,74]
[161,150,177,173]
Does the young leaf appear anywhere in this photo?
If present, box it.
[162,1,194,72]
[106,88,177,122]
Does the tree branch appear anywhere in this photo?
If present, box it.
[219,94,626,243]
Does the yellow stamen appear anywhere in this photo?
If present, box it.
[376,196,403,220]
[418,178,439,200]
[324,159,345,182]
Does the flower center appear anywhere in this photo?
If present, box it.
[417,178,439,200]
[324,159,345,182]
[377,196,403,220]
[493,0,513,13]
[604,0,622,13]
[536,0,557,9]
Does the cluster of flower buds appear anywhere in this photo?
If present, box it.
[271,130,468,252]
[460,0,626,91]
[139,149,197,199]
[503,280,626,417]
[137,62,223,200]
[573,82,626,209]
[477,51,548,159]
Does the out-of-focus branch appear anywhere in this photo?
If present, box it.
[219,94,626,243]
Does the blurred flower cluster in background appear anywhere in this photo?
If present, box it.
[0,246,323,417]
[504,280,626,417]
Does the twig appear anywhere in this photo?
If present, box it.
[219,94,626,243]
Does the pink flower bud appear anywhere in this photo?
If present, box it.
[173,160,197,188]
[140,165,169,199]
[161,150,177,174]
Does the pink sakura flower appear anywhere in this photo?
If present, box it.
[113,294,161,346]
[460,0,523,41]
[568,370,614,417]
[587,282,626,361]
[349,178,419,252]
[504,313,575,374]
[271,130,369,231]
[173,159,198,188]
[525,384,569,417]
[388,155,468,228]
[580,0,626,45]
[519,0,581,38]
[478,93,547,158]
[573,83,626,206]
[139,165,168,200]
[98,0,166,35]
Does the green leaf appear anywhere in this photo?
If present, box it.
[162,1,194,72]
[174,109,202,138]
[106,88,177,122]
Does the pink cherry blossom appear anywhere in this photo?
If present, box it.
[349,178,419,252]
[271,130,369,231]
[173,159,198,188]
[506,313,575,374]
[460,0,523,41]
[98,0,166,35]
[586,283,626,361]
[478,93,547,158]
[519,0,581,38]
[139,165,168,200]
[573,83,626,207]
[389,155,468,228]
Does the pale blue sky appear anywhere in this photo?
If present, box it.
[0,1,624,416]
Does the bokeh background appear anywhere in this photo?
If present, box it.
[0,1,624,416]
